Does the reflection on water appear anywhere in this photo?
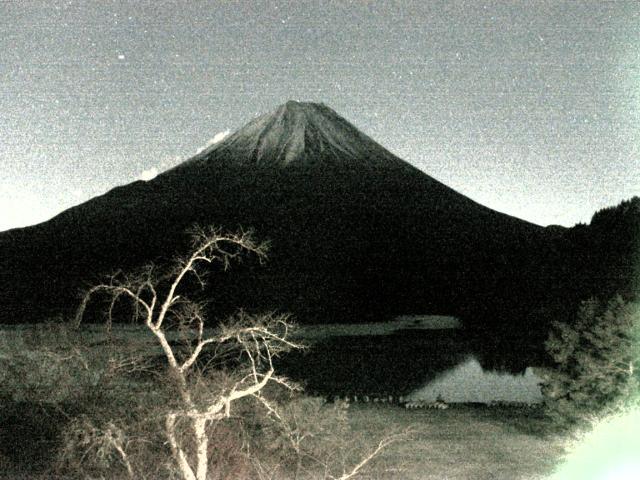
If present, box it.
[277,326,545,400]
[406,356,543,404]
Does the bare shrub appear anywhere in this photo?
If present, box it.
[0,320,99,404]
[244,391,409,480]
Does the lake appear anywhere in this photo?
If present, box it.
[279,315,544,403]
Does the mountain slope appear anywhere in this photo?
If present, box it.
[1,101,556,360]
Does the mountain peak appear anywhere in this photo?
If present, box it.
[186,101,406,169]
[275,100,328,118]
[282,99,318,110]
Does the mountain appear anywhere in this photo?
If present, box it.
[1,101,564,360]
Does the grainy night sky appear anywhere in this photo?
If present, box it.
[1,0,639,231]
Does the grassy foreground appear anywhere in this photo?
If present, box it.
[0,400,566,479]
[0,324,566,479]
[345,404,565,480]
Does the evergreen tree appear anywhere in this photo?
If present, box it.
[540,295,640,428]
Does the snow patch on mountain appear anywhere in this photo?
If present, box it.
[195,130,231,155]
[138,167,158,181]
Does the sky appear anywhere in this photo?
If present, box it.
[1,0,639,231]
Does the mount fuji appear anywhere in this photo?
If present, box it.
[1,101,561,357]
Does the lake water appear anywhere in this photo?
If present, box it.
[281,316,545,402]
[405,355,544,404]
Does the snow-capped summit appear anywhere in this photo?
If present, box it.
[185,101,405,169]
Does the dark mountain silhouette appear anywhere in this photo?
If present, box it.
[2,101,634,366]
[546,197,640,313]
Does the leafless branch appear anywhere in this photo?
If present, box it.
[72,226,312,480]
[328,430,411,480]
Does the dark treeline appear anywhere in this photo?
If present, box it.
[462,196,639,371]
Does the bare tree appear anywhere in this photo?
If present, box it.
[76,226,303,480]
[74,225,404,480]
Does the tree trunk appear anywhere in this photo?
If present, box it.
[194,417,209,480]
